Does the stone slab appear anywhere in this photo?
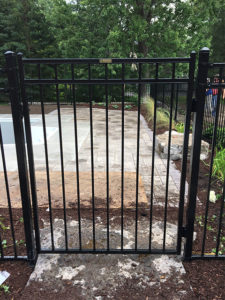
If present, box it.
[156,130,209,161]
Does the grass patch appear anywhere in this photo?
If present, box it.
[213,148,225,182]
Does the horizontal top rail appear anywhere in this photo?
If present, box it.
[209,63,225,68]
[24,78,190,85]
[22,57,191,64]
[209,83,225,88]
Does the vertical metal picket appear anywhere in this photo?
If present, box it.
[184,48,210,259]
[5,51,36,262]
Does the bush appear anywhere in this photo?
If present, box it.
[144,97,174,130]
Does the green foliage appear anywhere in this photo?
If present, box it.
[1,0,224,65]
[202,124,225,148]
[124,105,132,110]
[0,216,10,230]
[0,0,225,103]
[144,97,174,130]
[211,9,225,62]
[2,239,7,248]
[213,148,225,182]
[97,102,106,107]
[196,215,204,227]
[0,284,10,294]
[175,122,185,133]
[0,0,57,64]
[112,104,119,109]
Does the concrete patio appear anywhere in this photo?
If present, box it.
[0,108,187,208]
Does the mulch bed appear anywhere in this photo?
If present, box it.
[184,260,225,300]
[175,153,225,299]
[0,261,33,300]
[175,157,224,255]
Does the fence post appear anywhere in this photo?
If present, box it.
[177,51,196,254]
[184,47,210,259]
[17,52,41,253]
[5,51,36,262]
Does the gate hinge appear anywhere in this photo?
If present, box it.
[191,98,197,112]
[181,227,188,237]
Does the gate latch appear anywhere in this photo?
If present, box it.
[181,227,188,237]
[191,98,197,112]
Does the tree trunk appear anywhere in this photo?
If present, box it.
[138,41,150,99]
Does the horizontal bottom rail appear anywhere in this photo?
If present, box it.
[0,256,28,261]
[189,255,225,260]
[39,249,178,255]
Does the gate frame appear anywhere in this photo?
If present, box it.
[3,49,215,260]
[183,47,210,260]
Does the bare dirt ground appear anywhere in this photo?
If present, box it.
[0,172,147,209]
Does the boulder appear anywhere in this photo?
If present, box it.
[156,131,209,161]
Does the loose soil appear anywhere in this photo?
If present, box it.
[0,171,148,209]
[0,261,33,300]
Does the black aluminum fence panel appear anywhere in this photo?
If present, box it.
[9,50,225,261]
[2,53,194,258]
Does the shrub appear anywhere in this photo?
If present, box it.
[143,97,174,130]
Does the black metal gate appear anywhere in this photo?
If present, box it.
[1,47,224,262]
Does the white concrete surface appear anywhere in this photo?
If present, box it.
[0,108,187,207]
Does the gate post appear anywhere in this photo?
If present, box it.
[17,53,41,253]
[5,51,36,262]
[184,47,210,259]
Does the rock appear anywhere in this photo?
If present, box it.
[156,131,209,161]
[209,191,217,203]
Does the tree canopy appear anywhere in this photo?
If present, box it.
[0,0,224,61]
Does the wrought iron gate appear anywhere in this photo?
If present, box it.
[1,47,224,262]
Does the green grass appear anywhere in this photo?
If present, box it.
[213,148,225,182]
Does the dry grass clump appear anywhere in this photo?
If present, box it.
[143,97,174,131]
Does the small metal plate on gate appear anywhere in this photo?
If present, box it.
[99,58,112,64]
